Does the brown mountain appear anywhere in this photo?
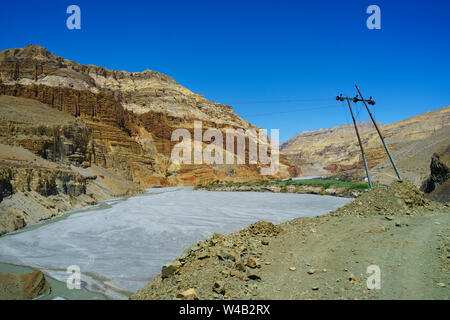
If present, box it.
[281,106,450,185]
[0,45,297,186]
[0,45,298,234]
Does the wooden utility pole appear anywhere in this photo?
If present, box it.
[336,94,373,187]
[355,84,402,181]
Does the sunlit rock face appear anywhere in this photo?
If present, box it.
[0,45,299,188]
[0,95,143,235]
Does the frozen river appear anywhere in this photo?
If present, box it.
[0,187,351,299]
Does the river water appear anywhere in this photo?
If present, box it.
[0,187,351,299]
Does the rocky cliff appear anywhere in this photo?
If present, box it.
[0,95,143,235]
[0,45,297,188]
[421,145,450,203]
[0,142,95,235]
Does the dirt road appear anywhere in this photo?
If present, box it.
[257,210,449,299]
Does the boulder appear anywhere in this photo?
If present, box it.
[177,288,199,300]
[247,269,261,280]
[161,260,182,278]
[421,145,449,193]
[212,281,225,295]
[246,257,258,269]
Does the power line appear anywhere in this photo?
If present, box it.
[240,105,340,117]
[354,102,364,120]
[228,98,334,104]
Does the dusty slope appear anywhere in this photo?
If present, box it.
[131,181,449,300]
[281,106,450,181]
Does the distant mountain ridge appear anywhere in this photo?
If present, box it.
[281,121,383,150]
[281,106,450,180]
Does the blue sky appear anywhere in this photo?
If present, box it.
[1,0,449,141]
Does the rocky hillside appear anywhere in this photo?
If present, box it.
[0,45,297,188]
[281,106,450,184]
[0,95,143,235]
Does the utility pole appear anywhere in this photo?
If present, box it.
[355,84,402,181]
[336,94,373,188]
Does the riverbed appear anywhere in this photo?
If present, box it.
[0,187,351,299]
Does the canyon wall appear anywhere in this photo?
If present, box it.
[0,45,297,188]
[0,95,143,235]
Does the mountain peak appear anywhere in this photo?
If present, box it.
[2,45,53,60]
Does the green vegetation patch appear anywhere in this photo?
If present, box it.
[200,179,370,190]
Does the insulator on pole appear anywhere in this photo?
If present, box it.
[335,93,373,188]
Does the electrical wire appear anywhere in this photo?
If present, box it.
[354,103,364,120]
[227,98,335,104]
[240,105,340,117]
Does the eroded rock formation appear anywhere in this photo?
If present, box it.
[0,96,142,235]
[0,45,297,188]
